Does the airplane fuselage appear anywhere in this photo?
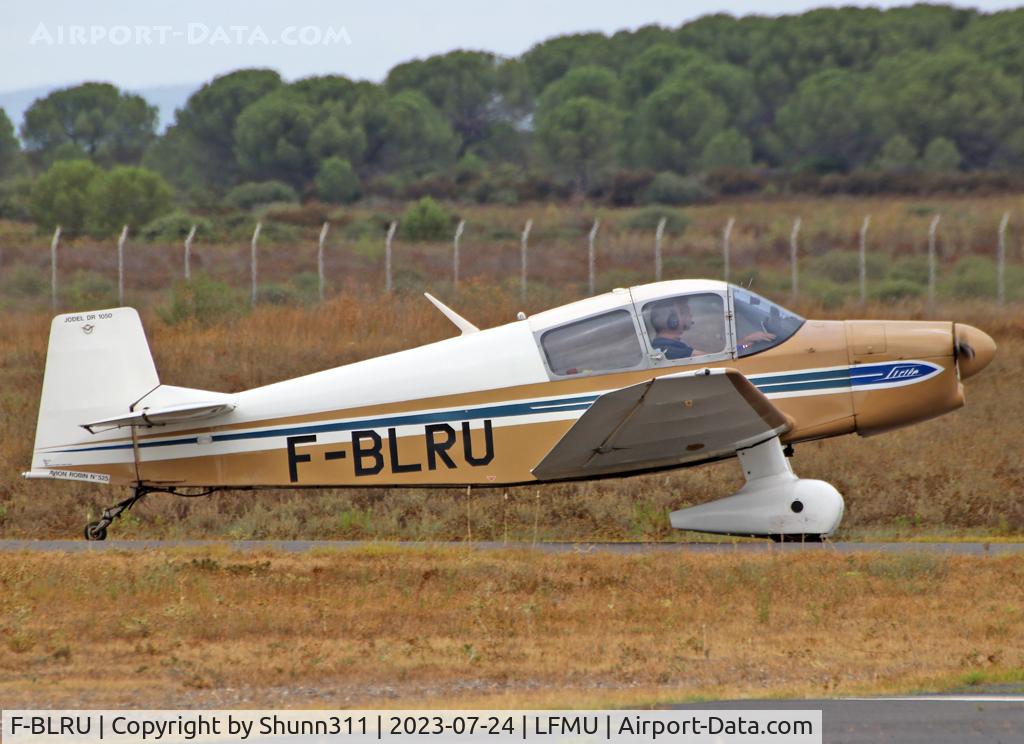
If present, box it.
[30,280,990,490]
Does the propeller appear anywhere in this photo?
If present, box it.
[953,324,996,381]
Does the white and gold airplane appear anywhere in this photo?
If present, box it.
[25,280,996,541]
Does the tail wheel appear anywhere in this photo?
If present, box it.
[84,521,108,541]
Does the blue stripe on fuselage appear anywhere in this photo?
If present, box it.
[52,361,940,455]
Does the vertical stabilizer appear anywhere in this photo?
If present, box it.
[30,308,159,469]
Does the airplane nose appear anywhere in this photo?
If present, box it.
[954,324,997,380]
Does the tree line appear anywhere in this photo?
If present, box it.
[2,4,1024,236]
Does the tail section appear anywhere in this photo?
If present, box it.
[27,308,160,481]
[26,307,237,489]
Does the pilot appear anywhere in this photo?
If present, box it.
[650,297,776,359]
[650,299,702,359]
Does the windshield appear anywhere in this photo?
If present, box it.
[731,288,805,357]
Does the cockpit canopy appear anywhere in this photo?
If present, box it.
[530,280,805,378]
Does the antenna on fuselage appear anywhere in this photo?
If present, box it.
[423,293,480,335]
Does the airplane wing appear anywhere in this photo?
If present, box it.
[532,368,792,480]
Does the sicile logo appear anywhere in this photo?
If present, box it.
[881,364,924,381]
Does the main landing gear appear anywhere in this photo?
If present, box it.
[84,485,219,540]
[669,436,846,541]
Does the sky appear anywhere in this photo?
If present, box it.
[2,0,1022,94]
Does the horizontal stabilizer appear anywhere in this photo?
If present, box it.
[82,385,236,432]
[532,368,792,480]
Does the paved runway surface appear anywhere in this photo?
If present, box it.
[1,539,1023,553]
[671,697,1024,743]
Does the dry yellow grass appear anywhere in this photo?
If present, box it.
[1,547,1022,708]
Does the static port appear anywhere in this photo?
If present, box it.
[790,500,804,513]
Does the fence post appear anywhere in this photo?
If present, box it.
[859,215,870,306]
[520,218,533,304]
[928,214,941,313]
[317,221,329,303]
[789,217,801,304]
[250,221,262,307]
[50,225,61,311]
[385,221,397,293]
[588,218,600,296]
[655,217,666,282]
[723,216,735,284]
[117,225,128,305]
[998,212,1009,306]
[183,224,196,282]
[453,219,465,288]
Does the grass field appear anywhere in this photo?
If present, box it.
[1,546,1022,707]
[1,193,1022,541]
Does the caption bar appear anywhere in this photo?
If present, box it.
[3,710,820,744]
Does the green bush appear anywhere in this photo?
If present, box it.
[1,265,47,298]
[922,137,961,173]
[801,277,849,309]
[886,256,929,285]
[625,205,690,235]
[85,166,174,238]
[639,172,711,206]
[399,197,453,241]
[224,217,300,243]
[257,283,302,306]
[66,271,116,309]
[159,273,245,325]
[947,256,995,298]
[140,210,213,242]
[30,159,102,234]
[870,278,924,302]
[224,180,298,210]
[315,157,361,204]
[811,250,887,283]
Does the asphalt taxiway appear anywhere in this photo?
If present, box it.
[1,539,1022,554]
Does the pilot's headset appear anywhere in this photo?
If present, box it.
[651,302,691,333]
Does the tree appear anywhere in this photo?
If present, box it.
[921,137,961,172]
[537,66,620,111]
[20,83,157,167]
[776,69,876,171]
[535,96,622,192]
[85,166,173,237]
[700,129,753,170]
[865,49,1021,168]
[875,134,918,171]
[30,159,102,234]
[361,91,459,176]
[632,79,729,173]
[0,108,23,179]
[316,157,360,204]
[307,106,367,165]
[521,33,614,94]
[234,91,317,187]
[387,51,503,153]
[621,45,706,104]
[174,69,283,190]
